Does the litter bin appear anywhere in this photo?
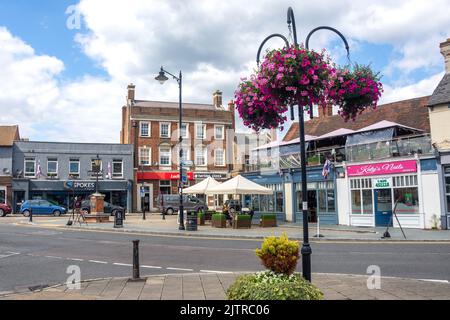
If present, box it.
[186,211,198,231]
[114,209,124,229]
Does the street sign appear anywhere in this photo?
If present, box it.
[182,175,188,183]
[181,160,193,167]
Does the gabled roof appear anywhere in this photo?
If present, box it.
[0,125,20,146]
[428,73,450,107]
[283,96,431,141]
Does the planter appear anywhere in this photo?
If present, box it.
[198,215,205,226]
[204,211,214,221]
[233,215,252,229]
[260,219,277,228]
[212,219,226,228]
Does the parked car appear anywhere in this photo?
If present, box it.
[222,200,242,215]
[20,200,67,217]
[157,194,208,215]
[0,203,12,217]
[80,200,125,216]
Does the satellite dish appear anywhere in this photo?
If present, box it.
[2,168,10,175]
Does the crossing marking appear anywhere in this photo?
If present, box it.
[166,267,194,272]
[89,260,108,264]
[142,265,163,269]
[0,251,20,259]
[200,270,233,274]
[113,263,133,267]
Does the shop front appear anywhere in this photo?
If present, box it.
[12,179,132,213]
[438,153,450,229]
[343,159,440,229]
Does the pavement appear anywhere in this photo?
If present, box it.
[1,272,450,300]
[4,213,450,242]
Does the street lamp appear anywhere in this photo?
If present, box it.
[255,7,350,282]
[93,154,102,195]
[155,66,185,231]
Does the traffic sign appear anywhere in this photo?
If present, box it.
[182,175,188,183]
[181,160,193,167]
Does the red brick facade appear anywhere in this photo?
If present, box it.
[121,85,235,212]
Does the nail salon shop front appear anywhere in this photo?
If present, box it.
[336,159,442,229]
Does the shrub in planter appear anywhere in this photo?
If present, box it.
[197,211,205,226]
[211,213,226,228]
[233,214,252,229]
[227,271,323,300]
[255,233,299,275]
[260,214,277,228]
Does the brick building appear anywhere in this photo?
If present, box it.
[0,125,20,208]
[121,84,235,212]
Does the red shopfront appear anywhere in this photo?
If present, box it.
[136,171,195,212]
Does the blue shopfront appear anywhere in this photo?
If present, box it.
[243,166,338,225]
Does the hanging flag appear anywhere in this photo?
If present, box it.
[36,160,43,179]
[322,159,332,179]
[107,162,112,179]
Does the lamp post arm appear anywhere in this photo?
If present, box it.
[305,26,350,61]
[256,34,290,66]
[287,7,298,46]
[161,67,181,83]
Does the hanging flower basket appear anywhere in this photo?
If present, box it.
[258,45,335,109]
[328,64,383,122]
[235,74,288,132]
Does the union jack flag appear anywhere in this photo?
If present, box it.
[322,159,332,179]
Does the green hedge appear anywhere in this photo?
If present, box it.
[197,211,205,219]
[227,271,323,300]
[212,213,226,221]
[261,214,277,220]
[236,214,251,221]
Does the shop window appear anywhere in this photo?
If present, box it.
[276,192,284,212]
[268,195,275,212]
[0,189,5,204]
[327,190,335,212]
[24,157,36,178]
[160,180,171,195]
[252,194,260,211]
[447,196,450,214]
[113,160,123,179]
[394,187,419,214]
[362,190,373,214]
[318,190,327,212]
[351,190,362,214]
[445,177,450,194]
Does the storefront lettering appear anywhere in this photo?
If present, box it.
[347,160,417,177]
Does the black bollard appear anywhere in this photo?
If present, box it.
[29,208,33,223]
[132,240,140,280]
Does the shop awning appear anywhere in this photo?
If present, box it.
[183,177,221,194]
[205,175,273,195]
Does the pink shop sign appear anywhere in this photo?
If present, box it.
[347,160,417,177]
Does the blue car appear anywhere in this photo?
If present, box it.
[20,200,67,217]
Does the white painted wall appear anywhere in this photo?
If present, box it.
[336,178,350,226]
[284,182,294,222]
[421,172,443,229]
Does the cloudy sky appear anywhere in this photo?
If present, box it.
[0,0,448,143]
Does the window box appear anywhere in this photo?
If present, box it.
[233,214,252,229]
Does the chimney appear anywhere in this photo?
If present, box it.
[318,103,333,119]
[440,38,450,74]
[127,83,136,102]
[213,90,223,109]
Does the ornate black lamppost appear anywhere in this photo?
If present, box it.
[256,7,350,282]
[155,67,185,230]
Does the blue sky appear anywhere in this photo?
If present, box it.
[0,0,448,142]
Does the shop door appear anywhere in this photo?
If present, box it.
[374,189,393,227]
[14,191,25,213]
[307,191,317,223]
